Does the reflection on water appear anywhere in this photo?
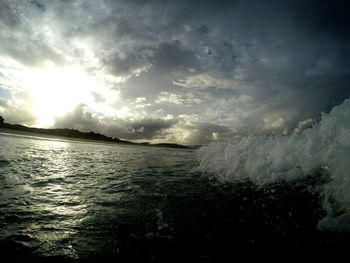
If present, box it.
[2,138,84,259]
[0,133,195,261]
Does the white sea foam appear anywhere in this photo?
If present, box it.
[196,99,350,230]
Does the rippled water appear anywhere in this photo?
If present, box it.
[0,132,197,261]
[1,132,350,262]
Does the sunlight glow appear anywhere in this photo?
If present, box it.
[24,65,103,127]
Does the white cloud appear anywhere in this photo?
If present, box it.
[173,74,240,90]
[135,97,146,103]
[264,117,286,130]
[156,92,183,105]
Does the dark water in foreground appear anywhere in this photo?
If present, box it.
[1,132,350,262]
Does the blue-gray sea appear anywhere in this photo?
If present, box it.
[1,131,350,262]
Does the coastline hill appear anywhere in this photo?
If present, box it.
[0,116,189,149]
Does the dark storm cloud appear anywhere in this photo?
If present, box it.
[1,0,350,144]
[30,0,46,12]
[0,1,20,27]
[152,41,200,72]
[289,0,350,41]
[53,104,100,132]
[102,51,149,76]
[104,0,349,87]
[62,0,350,140]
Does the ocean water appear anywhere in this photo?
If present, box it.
[1,101,350,262]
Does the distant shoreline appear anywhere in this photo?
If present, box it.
[0,122,190,149]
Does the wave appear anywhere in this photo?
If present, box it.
[196,99,350,231]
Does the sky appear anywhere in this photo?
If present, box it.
[0,0,350,145]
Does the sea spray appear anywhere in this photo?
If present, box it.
[196,99,350,230]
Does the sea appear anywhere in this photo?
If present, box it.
[1,100,350,262]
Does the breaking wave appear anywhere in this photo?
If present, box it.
[196,99,350,230]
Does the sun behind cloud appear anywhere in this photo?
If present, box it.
[24,64,101,127]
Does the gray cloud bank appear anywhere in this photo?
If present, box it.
[53,104,177,141]
[0,0,350,144]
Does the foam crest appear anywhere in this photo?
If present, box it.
[196,99,350,229]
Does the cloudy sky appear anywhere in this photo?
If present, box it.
[0,0,349,145]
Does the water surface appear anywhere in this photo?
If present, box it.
[1,132,349,262]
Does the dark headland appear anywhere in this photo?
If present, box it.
[0,115,189,149]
